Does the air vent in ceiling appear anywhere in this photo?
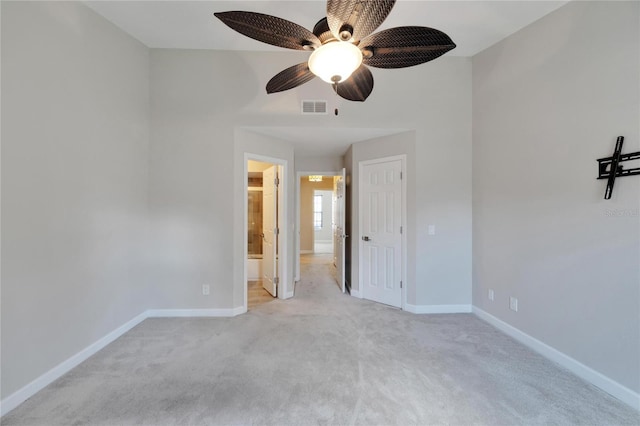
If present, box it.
[301,100,327,115]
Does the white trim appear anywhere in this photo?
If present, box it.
[231,306,247,316]
[285,291,294,299]
[147,309,241,318]
[8,305,637,416]
[0,311,147,416]
[0,305,251,416]
[351,289,362,298]
[243,157,250,314]
[404,304,472,314]
[473,306,640,411]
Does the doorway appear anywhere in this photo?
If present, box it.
[296,170,346,293]
[246,158,283,309]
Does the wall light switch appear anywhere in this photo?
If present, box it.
[202,284,210,296]
[488,289,494,301]
[427,225,436,235]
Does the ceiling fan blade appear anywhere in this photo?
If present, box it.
[335,65,374,102]
[359,26,456,68]
[266,63,316,94]
[214,11,320,50]
[326,0,396,42]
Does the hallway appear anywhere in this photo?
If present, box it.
[298,253,338,293]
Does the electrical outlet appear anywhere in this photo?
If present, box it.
[427,225,436,235]
[202,284,210,296]
[488,289,494,301]
[509,296,518,312]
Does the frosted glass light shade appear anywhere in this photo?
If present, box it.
[308,42,363,84]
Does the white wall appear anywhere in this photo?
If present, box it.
[148,49,236,309]
[1,1,150,399]
[473,0,639,395]
[148,49,472,310]
[295,155,344,173]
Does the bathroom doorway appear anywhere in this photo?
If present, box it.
[247,159,282,309]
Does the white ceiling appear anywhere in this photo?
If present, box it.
[244,126,410,157]
[84,0,568,156]
[85,0,568,56]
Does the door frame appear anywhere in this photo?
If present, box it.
[295,170,342,282]
[244,153,289,312]
[357,155,407,310]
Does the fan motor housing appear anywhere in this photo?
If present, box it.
[313,17,335,44]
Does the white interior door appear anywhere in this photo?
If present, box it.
[333,169,346,292]
[262,166,277,297]
[361,159,402,307]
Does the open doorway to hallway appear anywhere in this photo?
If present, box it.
[297,171,346,294]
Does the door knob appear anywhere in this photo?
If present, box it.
[362,236,370,241]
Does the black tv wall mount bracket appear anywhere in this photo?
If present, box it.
[597,136,640,199]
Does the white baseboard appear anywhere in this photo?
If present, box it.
[0,306,247,416]
[0,311,148,416]
[147,308,240,318]
[350,289,362,298]
[405,304,472,314]
[284,291,294,299]
[232,306,246,316]
[6,304,638,416]
[473,306,640,411]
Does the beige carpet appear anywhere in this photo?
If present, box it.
[2,254,639,425]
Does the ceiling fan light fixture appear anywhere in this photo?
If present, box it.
[308,41,363,84]
[215,2,456,102]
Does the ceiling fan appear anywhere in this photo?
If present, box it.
[214,0,456,102]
